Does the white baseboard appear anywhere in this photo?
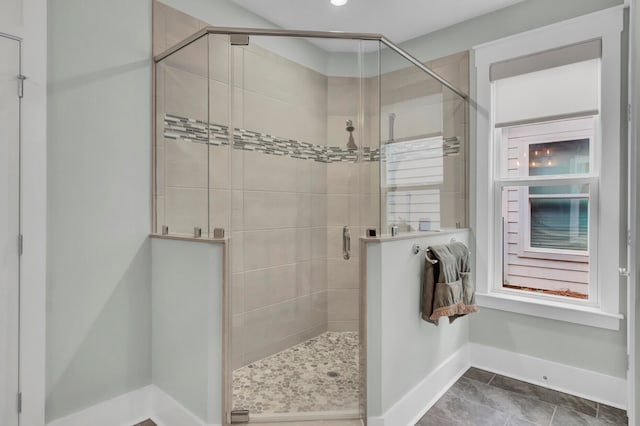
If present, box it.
[469,342,627,409]
[368,345,471,426]
[46,385,153,426]
[150,386,220,426]
[45,385,221,426]
[46,343,627,426]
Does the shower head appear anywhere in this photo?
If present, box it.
[346,120,355,133]
[346,120,357,150]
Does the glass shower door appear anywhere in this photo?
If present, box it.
[226,35,379,424]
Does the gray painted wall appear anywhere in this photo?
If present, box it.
[46,0,152,422]
[397,0,624,64]
[395,0,629,380]
[151,238,223,424]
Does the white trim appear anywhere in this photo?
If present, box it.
[627,0,638,423]
[469,342,628,409]
[150,386,220,426]
[367,345,470,426]
[12,0,48,426]
[44,385,223,426]
[46,386,153,426]
[476,292,623,330]
[474,6,623,325]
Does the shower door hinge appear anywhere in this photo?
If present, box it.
[17,75,26,98]
[17,392,22,413]
[18,234,23,256]
[230,34,249,46]
[629,103,632,122]
[628,229,632,246]
[230,409,250,423]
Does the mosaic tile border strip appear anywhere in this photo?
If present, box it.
[164,114,459,163]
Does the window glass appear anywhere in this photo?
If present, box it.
[528,139,589,176]
[501,181,590,300]
[530,197,588,251]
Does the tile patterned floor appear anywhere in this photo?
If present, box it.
[416,368,628,426]
[133,420,156,426]
[233,331,360,416]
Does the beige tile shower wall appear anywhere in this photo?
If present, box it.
[232,154,329,367]
[230,42,331,368]
[156,2,235,237]
[231,166,329,362]
[155,1,331,370]
[325,75,381,332]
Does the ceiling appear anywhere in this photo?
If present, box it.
[231,0,525,52]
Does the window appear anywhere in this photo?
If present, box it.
[498,117,595,300]
[473,7,623,329]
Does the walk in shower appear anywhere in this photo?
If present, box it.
[153,6,468,424]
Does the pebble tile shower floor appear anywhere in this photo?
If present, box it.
[232,331,360,416]
[417,367,628,426]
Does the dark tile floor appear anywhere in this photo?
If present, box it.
[416,368,628,426]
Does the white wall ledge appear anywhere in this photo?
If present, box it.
[476,292,623,330]
[361,228,470,243]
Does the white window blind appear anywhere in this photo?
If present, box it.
[494,59,600,127]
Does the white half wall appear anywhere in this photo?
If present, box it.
[151,237,223,425]
[365,230,471,424]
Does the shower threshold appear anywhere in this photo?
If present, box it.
[232,331,360,421]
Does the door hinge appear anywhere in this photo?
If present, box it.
[629,104,632,123]
[17,75,26,98]
[17,392,22,413]
[628,229,632,246]
[18,234,23,256]
[627,354,631,371]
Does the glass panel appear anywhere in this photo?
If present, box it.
[155,36,211,236]
[501,185,590,300]
[228,36,379,423]
[207,34,232,237]
[380,51,468,235]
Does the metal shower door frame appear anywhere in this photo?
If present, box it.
[153,26,470,426]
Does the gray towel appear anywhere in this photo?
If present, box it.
[421,241,477,325]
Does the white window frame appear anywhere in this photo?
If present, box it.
[473,6,624,330]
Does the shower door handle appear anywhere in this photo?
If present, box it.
[343,226,351,260]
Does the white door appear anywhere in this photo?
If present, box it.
[0,34,21,426]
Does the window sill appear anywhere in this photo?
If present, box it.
[475,292,623,330]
